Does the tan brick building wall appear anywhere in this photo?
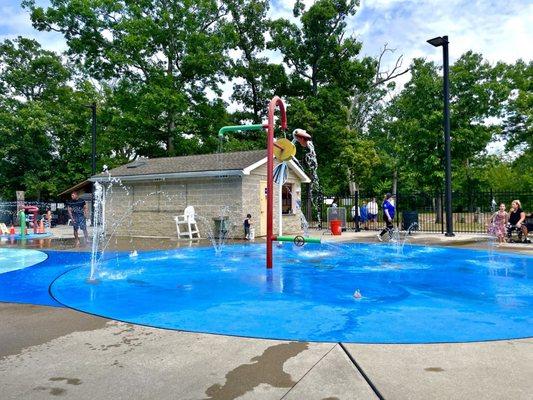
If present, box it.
[102,161,304,239]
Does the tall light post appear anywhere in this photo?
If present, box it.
[427,35,454,237]
[85,102,97,225]
[85,102,97,175]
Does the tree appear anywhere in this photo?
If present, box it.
[0,37,97,199]
[225,0,275,124]
[24,0,231,155]
[346,44,409,194]
[0,37,70,101]
[500,60,533,189]
[501,60,532,152]
[268,0,376,193]
[368,53,510,194]
[348,44,409,133]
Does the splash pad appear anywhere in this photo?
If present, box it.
[49,243,533,344]
[41,96,531,344]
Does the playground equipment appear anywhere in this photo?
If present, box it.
[274,235,321,247]
[20,205,40,234]
[11,205,51,240]
[18,210,26,237]
[218,96,321,269]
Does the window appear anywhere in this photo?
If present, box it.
[282,184,293,214]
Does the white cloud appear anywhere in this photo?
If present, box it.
[0,3,66,53]
[354,0,533,66]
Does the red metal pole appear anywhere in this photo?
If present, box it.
[266,97,287,269]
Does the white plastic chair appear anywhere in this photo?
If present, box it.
[174,206,200,239]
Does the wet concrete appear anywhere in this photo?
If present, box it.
[0,303,531,399]
[0,303,351,400]
[204,342,309,400]
[2,224,530,255]
[0,303,108,359]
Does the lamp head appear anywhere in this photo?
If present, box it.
[427,36,448,47]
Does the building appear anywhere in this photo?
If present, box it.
[90,150,311,238]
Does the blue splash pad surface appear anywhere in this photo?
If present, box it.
[0,248,48,274]
[48,243,533,343]
[0,250,120,307]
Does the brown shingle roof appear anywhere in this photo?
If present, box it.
[95,149,267,178]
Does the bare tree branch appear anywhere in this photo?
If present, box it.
[348,43,411,131]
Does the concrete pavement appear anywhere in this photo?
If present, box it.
[1,230,531,399]
[0,303,531,400]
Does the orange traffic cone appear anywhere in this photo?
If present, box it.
[9,224,15,235]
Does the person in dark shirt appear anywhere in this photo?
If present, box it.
[67,191,89,246]
[377,193,395,241]
[507,199,527,242]
[243,214,252,240]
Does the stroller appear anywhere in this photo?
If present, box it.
[506,217,531,244]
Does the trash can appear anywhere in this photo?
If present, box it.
[402,211,419,231]
[213,217,229,239]
[330,219,342,235]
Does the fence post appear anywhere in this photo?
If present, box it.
[354,191,360,232]
[440,191,444,234]
[318,193,323,230]
[395,192,400,229]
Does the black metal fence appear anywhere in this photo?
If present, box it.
[301,190,533,234]
[0,201,70,226]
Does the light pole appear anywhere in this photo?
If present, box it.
[86,102,97,175]
[427,35,454,237]
[85,102,97,225]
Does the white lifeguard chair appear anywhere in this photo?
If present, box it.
[174,206,200,239]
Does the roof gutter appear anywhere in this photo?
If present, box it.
[89,169,244,183]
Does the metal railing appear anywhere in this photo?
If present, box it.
[301,190,533,234]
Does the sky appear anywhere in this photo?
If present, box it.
[2,0,530,155]
[1,0,531,66]
[269,0,532,82]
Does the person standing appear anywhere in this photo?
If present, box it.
[367,197,379,230]
[243,214,252,240]
[488,203,508,245]
[377,193,395,241]
[359,200,369,230]
[67,191,89,246]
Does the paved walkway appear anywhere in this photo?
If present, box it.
[0,303,532,400]
[5,225,532,255]
[1,230,531,398]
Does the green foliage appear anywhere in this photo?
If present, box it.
[0,2,529,201]
[338,136,381,191]
[225,0,276,125]
[269,0,376,194]
[24,0,231,155]
[368,54,514,193]
[501,60,533,153]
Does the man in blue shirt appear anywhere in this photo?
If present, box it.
[67,191,89,246]
[378,193,395,241]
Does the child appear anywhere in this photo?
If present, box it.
[243,214,252,240]
[488,203,508,245]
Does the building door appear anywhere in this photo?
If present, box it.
[259,180,267,236]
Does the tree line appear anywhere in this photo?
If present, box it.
[0,0,531,200]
